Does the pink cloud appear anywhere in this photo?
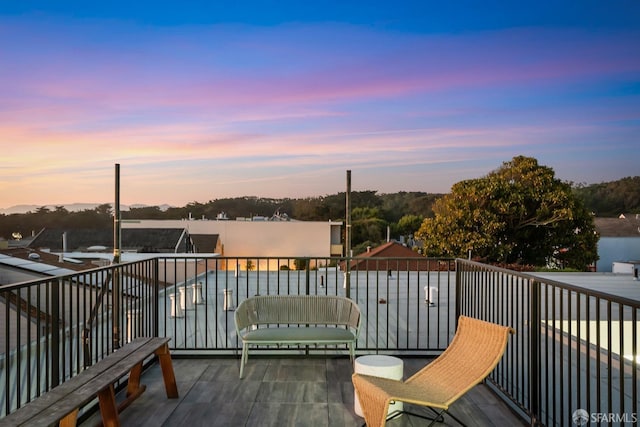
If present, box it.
[1,18,638,205]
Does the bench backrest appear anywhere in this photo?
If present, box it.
[235,295,361,332]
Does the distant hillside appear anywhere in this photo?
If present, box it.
[3,176,638,218]
[0,203,173,215]
[573,176,640,217]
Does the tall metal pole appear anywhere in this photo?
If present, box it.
[345,170,351,298]
[113,163,121,349]
[114,163,121,264]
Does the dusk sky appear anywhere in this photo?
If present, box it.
[1,1,639,208]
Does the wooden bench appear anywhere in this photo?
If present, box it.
[234,294,361,378]
[0,337,178,427]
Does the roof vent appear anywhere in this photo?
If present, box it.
[28,253,41,260]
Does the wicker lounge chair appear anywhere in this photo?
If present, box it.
[352,315,515,427]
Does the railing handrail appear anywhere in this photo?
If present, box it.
[0,260,137,292]
[457,258,640,308]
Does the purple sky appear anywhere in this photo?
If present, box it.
[1,1,639,207]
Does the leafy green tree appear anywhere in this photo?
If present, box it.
[351,207,387,249]
[123,206,165,219]
[396,214,424,239]
[573,176,640,216]
[416,156,598,270]
[378,192,440,223]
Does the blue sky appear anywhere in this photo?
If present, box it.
[1,1,639,207]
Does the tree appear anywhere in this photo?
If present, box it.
[573,176,640,216]
[415,156,598,270]
[396,214,424,239]
[351,207,387,251]
[123,206,165,219]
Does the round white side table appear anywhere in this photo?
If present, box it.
[354,355,404,417]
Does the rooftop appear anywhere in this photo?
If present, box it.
[531,271,640,301]
[594,215,640,237]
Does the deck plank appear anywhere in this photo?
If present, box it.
[80,357,527,427]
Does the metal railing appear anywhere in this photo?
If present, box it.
[157,256,457,355]
[1,255,638,426]
[0,259,157,417]
[457,259,640,426]
[0,255,456,417]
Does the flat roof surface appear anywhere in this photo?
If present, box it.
[532,272,640,302]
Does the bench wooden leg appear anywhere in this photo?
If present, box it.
[126,361,145,398]
[155,342,179,398]
[97,384,120,427]
[114,361,148,413]
[58,408,79,427]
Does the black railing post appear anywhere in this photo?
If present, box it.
[112,163,121,350]
[345,170,351,299]
[51,279,60,387]
[305,258,311,295]
[153,258,160,338]
[529,279,541,426]
[455,259,462,321]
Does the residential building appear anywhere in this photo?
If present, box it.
[121,217,343,270]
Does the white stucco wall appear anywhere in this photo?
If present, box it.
[122,219,341,259]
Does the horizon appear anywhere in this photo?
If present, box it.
[2,173,637,215]
[1,1,639,207]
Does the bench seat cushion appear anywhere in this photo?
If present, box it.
[243,326,355,344]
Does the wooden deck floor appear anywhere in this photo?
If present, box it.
[81,356,526,427]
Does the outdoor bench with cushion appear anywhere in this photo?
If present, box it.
[234,294,361,378]
[0,336,178,427]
